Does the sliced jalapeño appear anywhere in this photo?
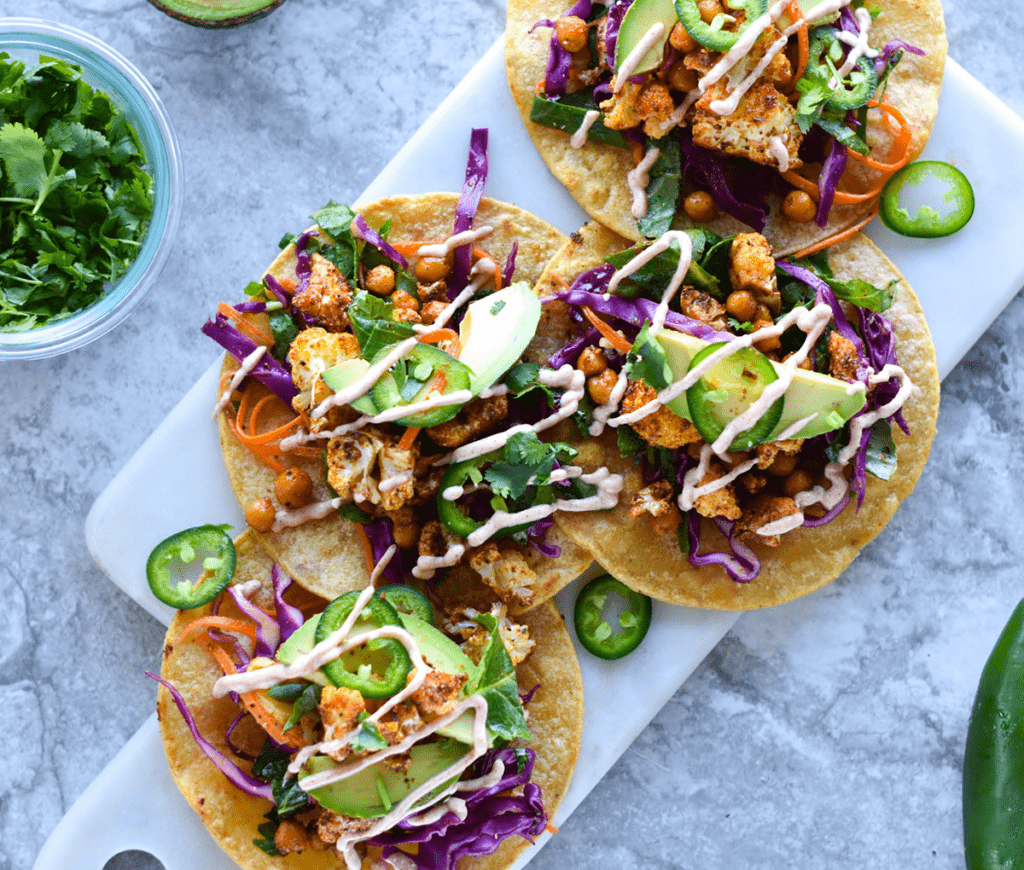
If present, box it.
[574,574,652,660]
[146,524,236,609]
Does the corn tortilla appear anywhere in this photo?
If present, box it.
[217,193,594,609]
[158,531,584,870]
[504,0,947,255]
[534,220,940,609]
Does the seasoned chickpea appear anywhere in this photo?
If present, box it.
[274,818,309,855]
[651,506,683,535]
[752,321,781,353]
[726,289,758,322]
[755,303,773,322]
[275,466,314,510]
[683,190,716,222]
[698,0,724,24]
[556,15,589,52]
[587,368,620,405]
[577,346,608,377]
[781,190,817,224]
[766,452,798,477]
[364,264,395,296]
[782,468,815,497]
[390,506,421,550]
[245,497,276,533]
[415,256,450,283]
[667,60,698,93]
[669,21,699,52]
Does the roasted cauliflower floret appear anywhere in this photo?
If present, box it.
[629,479,683,535]
[325,425,418,511]
[467,543,538,610]
[829,330,861,382]
[426,394,509,449]
[735,493,802,547]
[692,80,802,171]
[444,603,535,667]
[693,459,742,521]
[292,252,353,332]
[754,438,802,470]
[410,670,468,719]
[318,685,367,761]
[678,286,728,330]
[287,327,361,430]
[621,379,702,449]
[729,232,779,311]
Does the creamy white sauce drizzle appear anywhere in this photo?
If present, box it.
[213,345,267,418]
[832,6,878,85]
[708,29,790,116]
[614,22,666,91]
[413,542,467,580]
[838,364,913,464]
[680,445,759,511]
[571,109,602,148]
[378,470,414,494]
[272,496,344,532]
[767,134,791,172]
[416,226,494,260]
[627,145,661,219]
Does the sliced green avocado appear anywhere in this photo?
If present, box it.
[457,282,542,394]
[777,0,841,29]
[146,0,287,28]
[615,0,678,76]
[302,740,471,818]
[319,358,380,416]
[655,329,866,440]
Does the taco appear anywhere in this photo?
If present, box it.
[153,530,583,870]
[505,0,947,255]
[201,132,612,611]
[531,219,939,608]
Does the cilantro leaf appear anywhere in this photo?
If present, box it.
[624,322,672,391]
[467,612,531,743]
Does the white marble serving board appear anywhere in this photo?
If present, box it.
[35,38,1024,870]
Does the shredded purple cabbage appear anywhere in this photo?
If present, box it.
[536,0,593,97]
[502,242,518,288]
[271,564,305,645]
[224,711,258,762]
[200,314,299,404]
[604,0,634,68]
[226,585,280,658]
[815,143,848,228]
[875,39,925,75]
[859,308,909,434]
[686,514,760,583]
[368,748,547,870]
[545,325,602,370]
[145,671,274,801]
[803,496,852,527]
[450,128,489,297]
[679,129,771,230]
[527,514,561,558]
[352,214,410,270]
[775,260,866,362]
[556,287,734,343]
[364,517,413,584]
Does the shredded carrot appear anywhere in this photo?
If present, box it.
[473,247,504,291]
[355,522,376,577]
[417,327,460,348]
[787,0,808,83]
[390,240,444,256]
[398,426,421,452]
[845,100,913,173]
[277,277,297,292]
[790,206,879,259]
[199,637,301,748]
[217,302,274,347]
[581,306,632,355]
[176,615,258,645]
[632,140,645,165]
[546,823,560,835]
[232,384,318,472]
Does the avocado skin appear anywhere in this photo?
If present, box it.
[145,0,288,29]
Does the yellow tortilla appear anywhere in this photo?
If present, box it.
[158,531,584,870]
[535,221,940,609]
[217,193,594,609]
[505,0,947,255]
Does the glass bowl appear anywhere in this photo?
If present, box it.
[0,18,184,360]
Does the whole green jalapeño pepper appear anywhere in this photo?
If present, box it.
[963,597,1024,869]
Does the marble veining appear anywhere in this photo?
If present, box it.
[1,0,1022,869]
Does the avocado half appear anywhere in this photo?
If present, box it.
[146,0,288,28]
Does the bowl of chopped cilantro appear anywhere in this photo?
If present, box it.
[0,19,183,359]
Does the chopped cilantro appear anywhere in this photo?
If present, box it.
[0,54,154,333]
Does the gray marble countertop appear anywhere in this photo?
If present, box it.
[2,1,1022,868]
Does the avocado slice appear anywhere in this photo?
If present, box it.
[655,329,866,440]
[776,0,841,29]
[319,358,380,416]
[457,282,542,394]
[615,0,678,76]
[302,740,471,818]
[146,0,288,28]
